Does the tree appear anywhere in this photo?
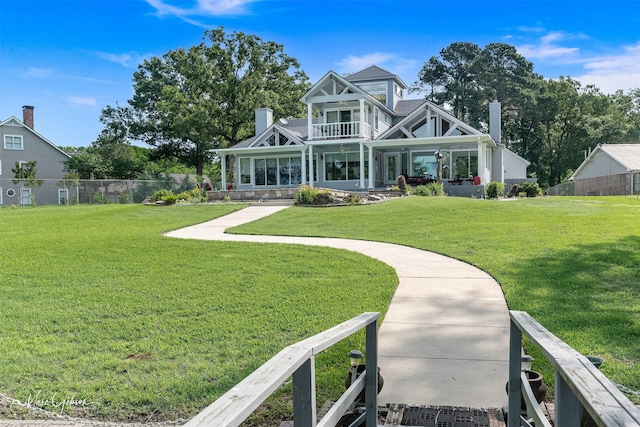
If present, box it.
[12,161,44,206]
[412,42,482,126]
[113,27,310,176]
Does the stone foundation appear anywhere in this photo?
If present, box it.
[207,188,297,201]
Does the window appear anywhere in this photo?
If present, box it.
[240,158,251,184]
[411,152,438,178]
[253,156,303,186]
[4,135,23,150]
[325,152,367,181]
[450,150,479,179]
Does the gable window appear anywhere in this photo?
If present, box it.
[4,135,23,150]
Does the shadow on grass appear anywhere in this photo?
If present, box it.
[505,235,640,361]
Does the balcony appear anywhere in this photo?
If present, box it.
[311,121,372,140]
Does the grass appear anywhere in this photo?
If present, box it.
[232,196,640,399]
[0,204,397,422]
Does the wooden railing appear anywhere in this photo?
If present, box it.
[508,311,640,427]
[311,121,372,140]
[183,312,380,427]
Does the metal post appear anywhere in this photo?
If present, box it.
[555,372,581,427]
[365,319,378,426]
[292,357,316,427]
[507,319,522,427]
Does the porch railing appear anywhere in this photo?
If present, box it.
[508,311,640,427]
[311,121,372,140]
[183,312,380,427]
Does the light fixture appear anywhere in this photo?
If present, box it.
[348,350,364,367]
[521,354,534,372]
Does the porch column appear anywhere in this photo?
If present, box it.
[359,99,366,138]
[308,145,314,188]
[307,103,313,140]
[220,154,227,190]
[359,142,365,189]
[301,148,307,185]
[477,138,484,183]
[368,145,374,189]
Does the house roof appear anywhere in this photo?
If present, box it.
[345,65,408,89]
[598,144,640,170]
[571,143,640,179]
[0,116,71,158]
[393,99,427,117]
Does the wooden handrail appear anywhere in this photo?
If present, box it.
[509,311,640,427]
[183,312,380,427]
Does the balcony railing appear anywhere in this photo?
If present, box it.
[311,121,372,140]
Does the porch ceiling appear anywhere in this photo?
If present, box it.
[366,134,495,149]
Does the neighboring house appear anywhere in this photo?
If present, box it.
[569,143,640,196]
[0,106,71,205]
[215,65,529,196]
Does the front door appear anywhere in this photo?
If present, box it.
[21,188,31,206]
[384,152,400,185]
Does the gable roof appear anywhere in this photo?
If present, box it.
[0,116,71,158]
[571,143,640,179]
[393,99,427,117]
[345,65,408,89]
[300,70,394,115]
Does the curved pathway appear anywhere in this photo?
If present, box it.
[164,204,511,409]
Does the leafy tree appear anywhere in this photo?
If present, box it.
[111,27,310,176]
[12,160,44,206]
[412,42,483,126]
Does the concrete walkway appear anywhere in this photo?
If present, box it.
[0,203,510,426]
[164,204,511,409]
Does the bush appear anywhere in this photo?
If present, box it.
[486,182,505,199]
[151,188,174,202]
[507,184,519,198]
[295,186,330,205]
[520,182,541,198]
[344,193,363,205]
[176,188,207,203]
[414,182,444,196]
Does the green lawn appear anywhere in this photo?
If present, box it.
[232,196,640,399]
[0,204,397,421]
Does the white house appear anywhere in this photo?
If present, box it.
[214,66,529,195]
[569,143,640,195]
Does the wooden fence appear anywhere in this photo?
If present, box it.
[509,311,640,427]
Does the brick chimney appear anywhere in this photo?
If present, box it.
[22,105,34,129]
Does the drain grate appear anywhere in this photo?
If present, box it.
[400,405,490,427]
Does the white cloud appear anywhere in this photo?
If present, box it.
[69,97,97,107]
[146,0,252,18]
[516,31,580,59]
[575,42,640,93]
[24,67,55,78]
[97,51,146,68]
[336,53,398,74]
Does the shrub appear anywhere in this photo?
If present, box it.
[151,188,174,202]
[507,184,519,198]
[486,182,505,199]
[414,182,444,196]
[176,188,207,203]
[344,193,363,205]
[520,182,541,198]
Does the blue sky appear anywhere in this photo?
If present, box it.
[1,0,639,148]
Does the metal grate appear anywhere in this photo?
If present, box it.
[400,405,490,427]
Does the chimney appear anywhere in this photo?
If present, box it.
[489,101,501,144]
[22,105,35,129]
[255,108,273,136]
